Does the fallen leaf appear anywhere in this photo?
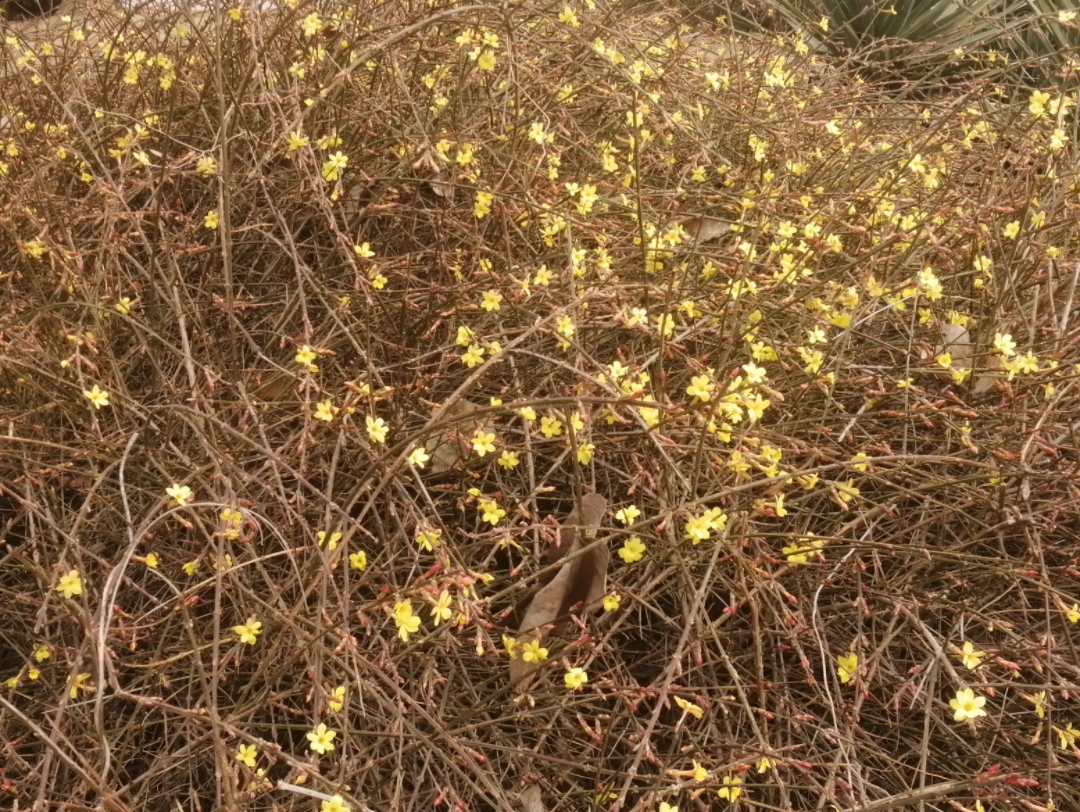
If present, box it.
[424,399,491,473]
[519,785,544,812]
[937,322,972,366]
[671,215,732,244]
[509,493,608,685]
[425,169,455,201]
[251,370,299,401]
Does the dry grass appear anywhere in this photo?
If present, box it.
[3,1,1080,811]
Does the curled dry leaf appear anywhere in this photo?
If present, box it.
[425,169,454,201]
[509,493,608,686]
[414,145,455,200]
[937,322,972,367]
[937,323,1002,394]
[251,369,299,401]
[519,785,544,812]
[423,399,492,473]
[669,215,732,244]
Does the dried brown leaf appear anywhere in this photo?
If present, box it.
[424,399,489,473]
[671,215,732,244]
[509,493,607,685]
[519,785,544,812]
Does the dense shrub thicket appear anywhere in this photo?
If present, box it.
[3,1,1080,811]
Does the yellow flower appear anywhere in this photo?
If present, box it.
[1067,603,1080,623]
[328,685,346,713]
[556,315,575,339]
[540,416,563,438]
[476,50,497,71]
[603,593,621,612]
[756,756,774,773]
[68,672,93,699]
[322,151,348,182]
[576,443,595,465]
[564,667,588,690]
[182,559,199,576]
[409,447,430,468]
[741,362,767,384]
[56,569,83,599]
[317,530,342,551]
[1027,691,1047,719]
[461,344,485,368]
[33,644,51,663]
[618,537,645,564]
[686,374,714,402]
[455,325,475,347]
[837,652,858,684]
[144,552,159,568]
[558,5,579,26]
[204,210,219,229]
[480,499,506,526]
[474,190,494,218]
[750,341,778,362]
[286,130,309,153]
[480,290,503,311]
[366,415,389,444]
[659,804,678,812]
[835,479,860,504]
[115,296,134,314]
[415,528,442,552]
[236,743,258,768]
[784,537,823,565]
[993,333,1016,357]
[674,695,703,719]
[717,775,742,802]
[472,431,497,456]
[498,450,520,469]
[354,242,375,258]
[306,723,337,755]
[301,11,322,36]
[949,687,987,722]
[522,640,549,663]
[1030,89,1050,116]
[295,344,318,369]
[83,384,110,409]
[684,513,713,545]
[349,551,368,570]
[166,484,194,507]
[431,590,453,625]
[503,635,520,659]
[958,641,986,670]
[232,617,263,645]
[314,400,337,422]
[615,505,641,525]
[392,600,421,641]
[1054,722,1078,750]
[321,796,351,812]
